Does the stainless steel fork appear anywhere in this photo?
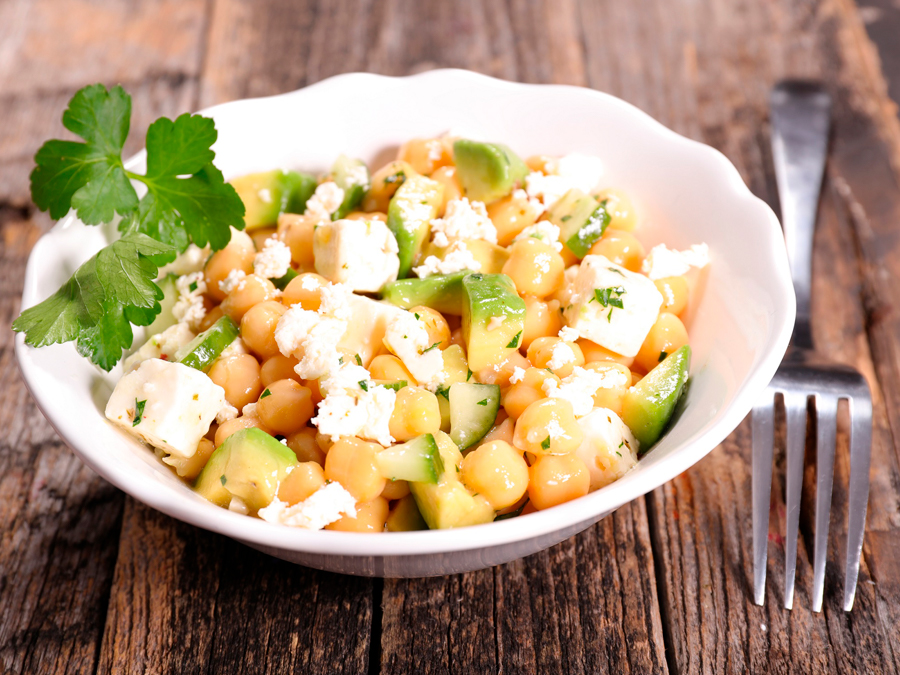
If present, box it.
[752,81,873,612]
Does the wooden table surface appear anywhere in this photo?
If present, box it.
[3,0,900,672]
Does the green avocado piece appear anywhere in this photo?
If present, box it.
[452,140,529,203]
[386,175,444,278]
[546,188,610,258]
[331,155,370,220]
[461,273,526,372]
[409,431,495,529]
[380,271,469,315]
[386,494,428,532]
[229,169,317,229]
[194,428,298,511]
[621,345,691,449]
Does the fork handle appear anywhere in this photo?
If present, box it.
[770,81,831,350]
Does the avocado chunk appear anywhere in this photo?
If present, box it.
[386,494,428,532]
[381,271,468,315]
[331,155,370,220]
[386,175,445,278]
[194,428,298,511]
[621,345,691,448]
[461,273,526,372]
[418,239,509,275]
[410,431,495,529]
[229,169,317,229]
[546,188,610,258]
[452,140,529,204]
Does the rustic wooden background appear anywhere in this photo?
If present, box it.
[3,0,900,672]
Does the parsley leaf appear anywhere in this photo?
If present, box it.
[12,232,176,371]
[359,380,369,392]
[541,436,551,450]
[506,331,522,349]
[477,399,488,406]
[260,388,272,399]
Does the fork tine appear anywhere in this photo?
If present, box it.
[783,390,808,610]
[752,396,775,606]
[844,392,873,611]
[812,395,838,612]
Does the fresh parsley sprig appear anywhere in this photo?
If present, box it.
[13,84,246,370]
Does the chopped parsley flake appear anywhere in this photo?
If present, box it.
[436,385,450,400]
[541,436,551,450]
[355,353,362,366]
[561,214,572,222]
[359,381,369,392]
[132,399,146,426]
[615,451,622,457]
[466,369,473,381]
[423,341,441,353]
[414,312,420,320]
[477,399,488,406]
[592,286,626,309]
[338,356,344,364]
[384,171,405,185]
[658,350,668,362]
[260,388,272,399]
[188,280,198,292]
[220,475,227,486]
[618,440,625,448]
[506,331,522,348]
[608,267,625,276]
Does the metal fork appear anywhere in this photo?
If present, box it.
[751,81,873,612]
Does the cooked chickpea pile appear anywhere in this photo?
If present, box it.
[107,135,708,532]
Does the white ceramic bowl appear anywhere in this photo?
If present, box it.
[16,69,793,577]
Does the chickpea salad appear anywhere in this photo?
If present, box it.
[12,86,707,533]
[101,137,707,532]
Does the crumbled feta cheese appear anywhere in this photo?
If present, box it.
[314,218,400,292]
[301,274,321,291]
[123,322,195,372]
[426,139,445,163]
[242,402,258,417]
[429,198,497,248]
[318,362,371,396]
[641,243,710,280]
[258,481,358,529]
[413,240,482,278]
[253,238,292,279]
[157,243,210,278]
[547,419,566,440]
[524,173,574,210]
[219,269,247,295]
[318,282,353,320]
[575,408,638,490]
[546,341,577,371]
[304,181,345,222]
[105,358,224,458]
[542,366,628,417]
[512,188,545,216]
[514,221,562,251]
[344,163,371,188]
[564,255,664,357]
[219,337,249,359]
[510,366,526,384]
[487,315,507,332]
[525,153,605,209]
[275,306,346,380]
[383,311,446,391]
[216,402,239,424]
[314,363,397,445]
[173,271,207,331]
[558,326,579,343]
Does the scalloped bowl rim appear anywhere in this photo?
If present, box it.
[16,69,794,562]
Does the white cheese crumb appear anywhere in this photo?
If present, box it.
[514,220,562,251]
[301,274,321,291]
[542,366,627,417]
[429,198,497,248]
[383,311,446,391]
[510,366,526,384]
[546,341,577,371]
[487,315,507,332]
[641,243,710,280]
[253,238,292,279]
[228,496,250,515]
[413,240,482,278]
[242,402,258,417]
[216,402,239,424]
[575,407,639,490]
[304,181,345,222]
[512,188,546,216]
[123,322,195,372]
[172,271,207,331]
[426,139,445,163]
[219,269,247,295]
[314,363,396,446]
[558,326,579,343]
[258,481,357,529]
[345,162,370,188]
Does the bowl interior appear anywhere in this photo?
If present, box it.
[16,70,793,569]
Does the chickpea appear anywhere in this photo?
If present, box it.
[278,462,326,505]
[583,361,631,416]
[172,437,215,480]
[381,479,411,501]
[450,327,466,349]
[397,137,453,175]
[502,367,559,420]
[215,413,272,447]
[209,353,263,411]
[221,274,279,323]
[315,430,334,454]
[473,349,530,387]
[477,412,515,447]
[324,437,387,503]
[198,305,225,333]
[326,497,390,532]
[302,377,325,405]
[528,454,590,510]
[513,398,583,455]
[634,312,689,373]
[282,272,328,309]
[587,230,645,272]
[430,166,463,214]
[654,276,689,316]
[277,213,317,270]
[389,387,441,441]
[369,355,416,384]
[576,338,634,368]
[408,306,451,351]
[595,188,637,232]
[502,238,565,298]
[460,440,529,510]
[487,193,541,246]
[256,379,314,435]
[204,231,255,301]
[521,296,563,352]
[285,428,326,465]
[362,160,416,212]
[527,336,585,378]
[260,354,301,386]
[525,155,554,173]
[240,300,287,360]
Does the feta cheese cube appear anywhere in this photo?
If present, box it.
[123,322,196,372]
[563,255,663,357]
[105,358,225,458]
[383,311,447,391]
[429,198,497,248]
[314,218,400,292]
[258,481,357,529]
[641,243,710,280]
[575,408,639,491]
